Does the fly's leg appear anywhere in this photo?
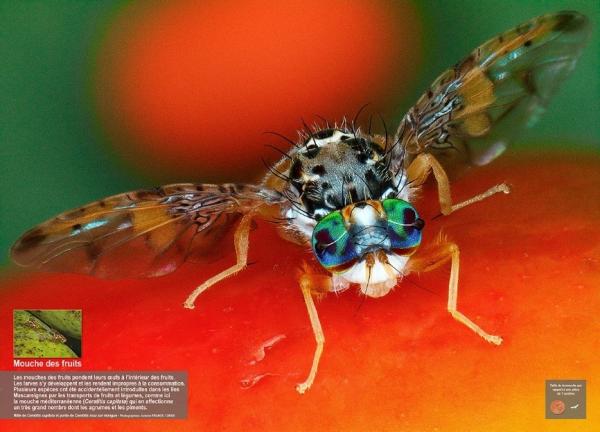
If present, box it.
[406,153,510,215]
[296,264,330,394]
[407,237,502,345]
[183,212,254,309]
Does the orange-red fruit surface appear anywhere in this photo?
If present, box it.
[1,152,598,431]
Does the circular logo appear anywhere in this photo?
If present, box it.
[550,399,566,415]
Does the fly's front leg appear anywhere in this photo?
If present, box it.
[406,153,510,215]
[296,263,331,394]
[183,212,254,309]
[407,237,502,345]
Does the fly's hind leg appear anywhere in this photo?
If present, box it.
[183,212,254,309]
[407,236,502,345]
[406,153,510,215]
[296,263,331,394]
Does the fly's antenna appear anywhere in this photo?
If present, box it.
[367,113,373,136]
[264,131,301,149]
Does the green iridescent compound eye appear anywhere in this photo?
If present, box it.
[382,199,423,252]
[311,210,359,272]
[311,200,424,272]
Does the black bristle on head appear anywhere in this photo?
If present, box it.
[265,144,293,160]
[376,112,389,152]
[261,158,290,182]
[264,131,300,149]
[352,103,370,132]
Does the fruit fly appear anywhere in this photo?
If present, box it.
[11,11,590,393]
[39,330,68,344]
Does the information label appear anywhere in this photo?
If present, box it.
[545,379,586,419]
[0,371,187,419]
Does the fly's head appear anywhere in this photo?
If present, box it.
[311,199,424,297]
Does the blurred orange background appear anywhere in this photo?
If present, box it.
[95,0,420,180]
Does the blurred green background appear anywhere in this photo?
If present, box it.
[1,0,598,267]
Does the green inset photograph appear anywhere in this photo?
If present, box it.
[13,310,82,358]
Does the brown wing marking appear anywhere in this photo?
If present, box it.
[11,183,282,278]
[393,11,591,179]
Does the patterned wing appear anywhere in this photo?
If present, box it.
[393,11,591,179]
[11,183,283,278]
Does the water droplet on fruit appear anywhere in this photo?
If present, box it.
[240,373,273,389]
[248,334,286,365]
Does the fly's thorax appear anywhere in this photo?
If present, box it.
[310,198,424,296]
[283,127,408,222]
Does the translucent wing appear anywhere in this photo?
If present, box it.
[393,11,591,178]
[11,183,283,278]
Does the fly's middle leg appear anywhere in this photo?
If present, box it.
[406,153,510,216]
[407,235,503,345]
[296,263,330,394]
[183,212,254,309]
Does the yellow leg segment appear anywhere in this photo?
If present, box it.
[407,238,502,345]
[296,266,329,394]
[183,212,254,309]
[406,153,510,215]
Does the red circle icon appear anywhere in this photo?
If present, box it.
[550,399,565,415]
